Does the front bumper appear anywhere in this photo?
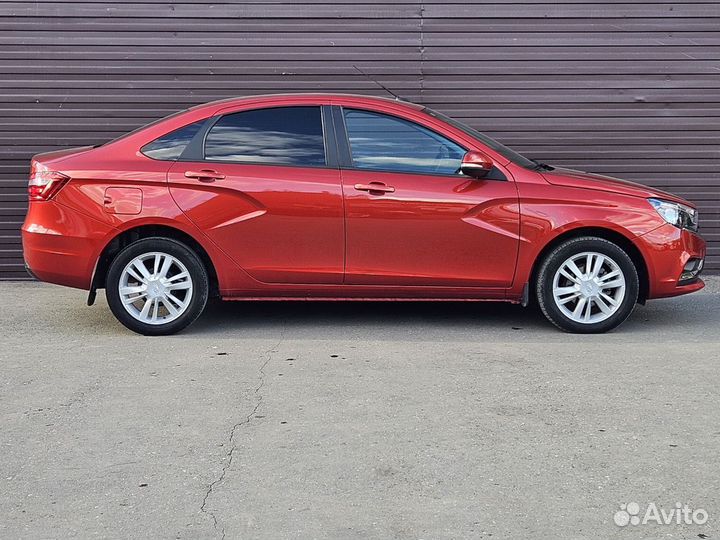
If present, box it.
[637,223,706,299]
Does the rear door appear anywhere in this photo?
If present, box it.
[168,105,344,284]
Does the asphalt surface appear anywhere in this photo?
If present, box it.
[1,279,719,539]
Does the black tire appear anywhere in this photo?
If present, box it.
[105,237,209,335]
[536,236,639,333]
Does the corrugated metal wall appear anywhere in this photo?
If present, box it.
[1,1,718,278]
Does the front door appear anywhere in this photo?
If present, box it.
[168,105,344,284]
[340,108,520,288]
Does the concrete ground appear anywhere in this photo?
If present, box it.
[1,279,719,540]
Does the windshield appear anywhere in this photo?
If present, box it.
[423,107,538,170]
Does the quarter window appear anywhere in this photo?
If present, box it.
[204,106,326,166]
[343,109,465,175]
[140,120,205,160]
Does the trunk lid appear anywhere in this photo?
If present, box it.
[32,146,95,167]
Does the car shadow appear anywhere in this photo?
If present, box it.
[180,293,718,341]
[190,298,545,333]
[66,287,716,340]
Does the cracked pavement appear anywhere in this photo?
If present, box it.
[1,280,719,539]
[200,334,283,540]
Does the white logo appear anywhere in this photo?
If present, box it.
[614,502,709,527]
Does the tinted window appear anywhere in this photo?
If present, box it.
[204,106,326,166]
[423,108,537,170]
[343,109,465,175]
[140,120,205,160]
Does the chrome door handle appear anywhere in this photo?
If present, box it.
[354,182,395,194]
[184,170,226,182]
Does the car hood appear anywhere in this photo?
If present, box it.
[541,167,691,206]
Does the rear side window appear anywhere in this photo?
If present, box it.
[140,120,205,160]
[204,106,326,166]
[343,109,465,175]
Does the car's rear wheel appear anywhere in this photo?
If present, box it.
[106,237,208,335]
[536,237,639,333]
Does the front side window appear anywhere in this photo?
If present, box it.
[140,120,205,160]
[204,106,326,166]
[343,109,465,175]
[423,107,537,170]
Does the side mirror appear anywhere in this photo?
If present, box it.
[460,150,494,179]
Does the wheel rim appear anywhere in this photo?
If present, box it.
[119,252,193,325]
[552,251,626,324]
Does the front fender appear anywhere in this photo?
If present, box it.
[510,182,663,296]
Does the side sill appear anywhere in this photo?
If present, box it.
[219,296,515,302]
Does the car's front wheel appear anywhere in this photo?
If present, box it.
[536,237,639,333]
[106,237,209,335]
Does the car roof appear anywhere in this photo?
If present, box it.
[103,93,429,150]
[190,93,425,113]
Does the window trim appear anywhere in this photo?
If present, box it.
[321,105,339,168]
[182,105,335,169]
[139,118,211,162]
[331,105,352,167]
[177,116,215,162]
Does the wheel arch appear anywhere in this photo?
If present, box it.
[527,226,650,304]
[91,224,220,298]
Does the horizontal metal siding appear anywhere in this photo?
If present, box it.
[0,0,718,280]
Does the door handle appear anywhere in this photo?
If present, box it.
[354,182,395,194]
[184,169,225,182]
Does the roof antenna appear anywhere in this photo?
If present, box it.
[353,65,404,101]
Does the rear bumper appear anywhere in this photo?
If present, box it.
[22,201,115,290]
[637,224,706,299]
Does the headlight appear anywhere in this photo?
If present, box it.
[648,198,698,232]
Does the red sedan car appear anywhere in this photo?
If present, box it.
[22,94,705,335]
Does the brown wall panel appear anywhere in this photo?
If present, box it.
[0,0,718,278]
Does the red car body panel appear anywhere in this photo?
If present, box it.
[22,93,706,303]
[168,162,345,285]
[341,167,520,288]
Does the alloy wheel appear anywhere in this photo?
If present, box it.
[119,251,194,325]
[551,251,626,324]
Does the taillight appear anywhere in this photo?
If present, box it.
[28,161,70,201]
